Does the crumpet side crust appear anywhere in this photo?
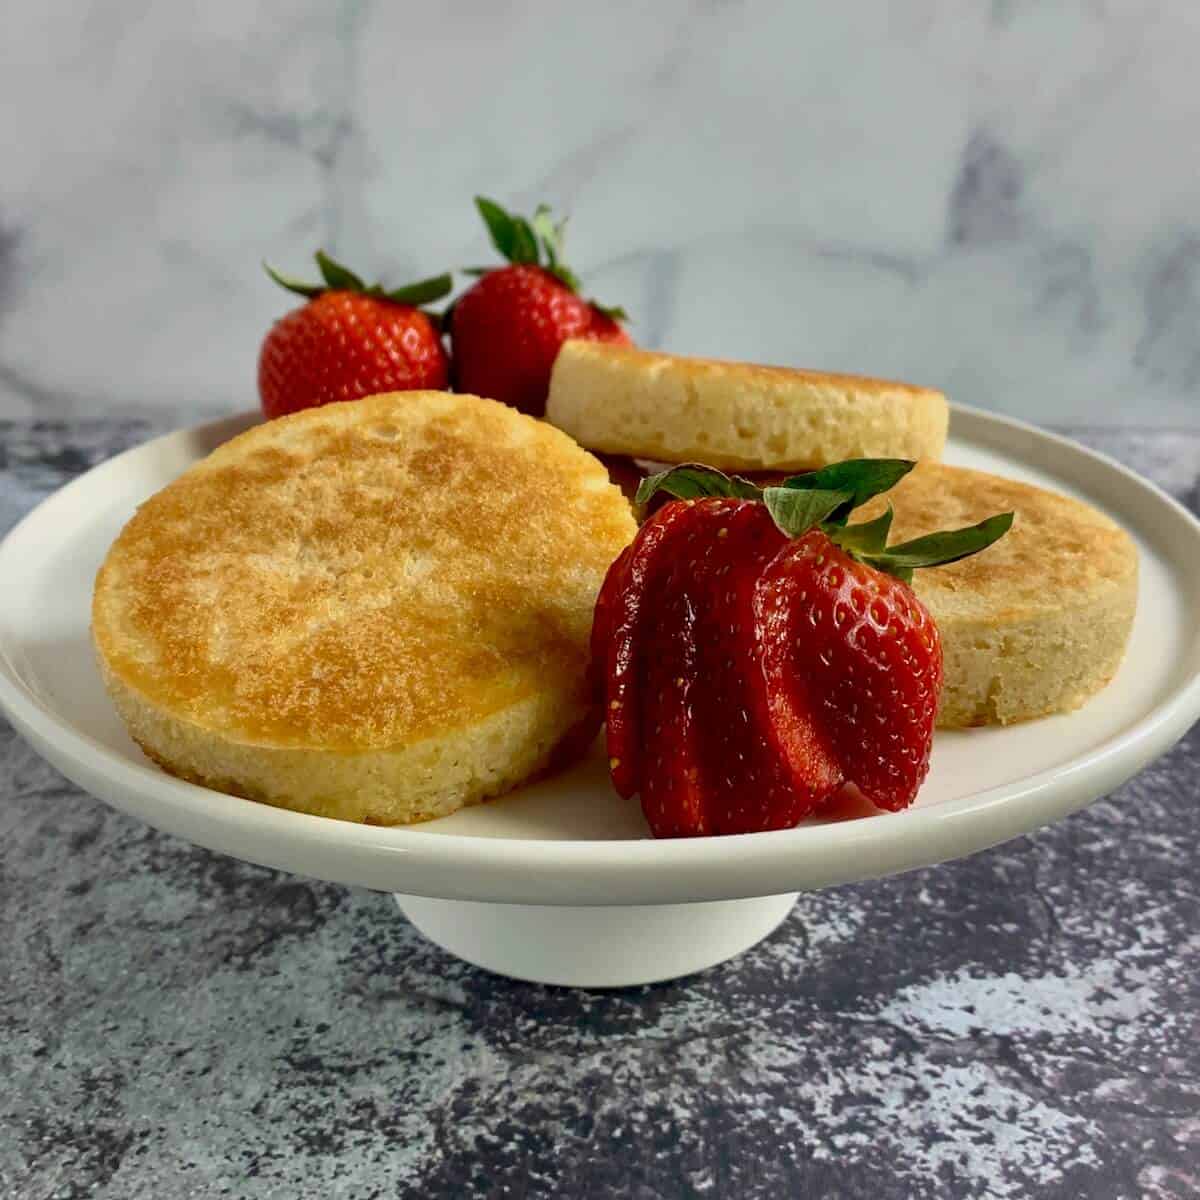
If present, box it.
[546,340,948,470]
[858,462,1139,727]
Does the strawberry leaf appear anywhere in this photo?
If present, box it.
[591,299,628,321]
[263,261,324,298]
[633,457,1013,574]
[472,197,625,311]
[510,217,541,265]
[635,463,762,505]
[763,487,853,538]
[547,263,582,292]
[862,511,1015,583]
[829,504,894,555]
[384,272,454,306]
[315,250,365,291]
[476,196,520,261]
[779,459,914,525]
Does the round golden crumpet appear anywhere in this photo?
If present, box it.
[93,391,637,824]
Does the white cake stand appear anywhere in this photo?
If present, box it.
[2,406,1198,987]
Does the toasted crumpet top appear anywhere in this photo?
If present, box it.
[857,462,1138,624]
[93,392,636,752]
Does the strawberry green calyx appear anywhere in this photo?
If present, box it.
[263,251,453,310]
[634,460,1014,583]
[635,463,762,501]
[854,513,1015,583]
[472,195,628,321]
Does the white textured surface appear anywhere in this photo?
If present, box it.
[2,2,1199,424]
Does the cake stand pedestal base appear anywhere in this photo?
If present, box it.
[393,892,799,987]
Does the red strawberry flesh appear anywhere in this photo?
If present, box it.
[708,523,843,831]
[690,503,839,833]
[597,501,701,800]
[639,546,708,837]
[643,497,755,835]
[757,532,942,812]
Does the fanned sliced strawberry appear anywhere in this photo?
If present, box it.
[592,460,1012,839]
[598,501,700,799]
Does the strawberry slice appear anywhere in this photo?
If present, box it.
[654,498,761,834]
[639,531,709,836]
[598,501,700,800]
[589,543,630,699]
[754,532,847,821]
[712,534,843,830]
[689,502,837,833]
[757,533,943,812]
[814,549,944,811]
[638,499,842,835]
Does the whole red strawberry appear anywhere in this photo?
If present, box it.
[258,251,452,419]
[449,197,630,416]
[592,461,1014,837]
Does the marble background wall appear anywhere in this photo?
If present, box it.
[1,1,1197,426]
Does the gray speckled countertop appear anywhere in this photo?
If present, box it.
[2,421,1199,1200]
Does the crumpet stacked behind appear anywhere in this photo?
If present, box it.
[92,391,637,824]
[860,463,1139,727]
[546,340,949,471]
